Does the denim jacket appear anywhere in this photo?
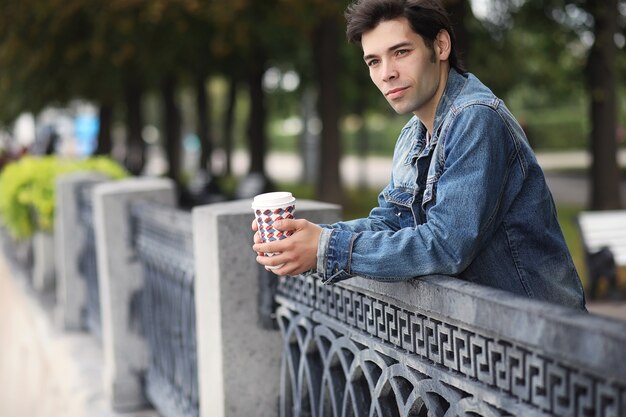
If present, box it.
[317,69,585,309]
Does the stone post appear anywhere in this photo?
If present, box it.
[92,177,176,412]
[54,172,107,330]
[192,199,341,417]
[32,231,55,292]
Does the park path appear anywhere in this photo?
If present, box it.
[0,252,157,417]
[220,149,626,207]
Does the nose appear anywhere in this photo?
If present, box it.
[382,60,398,82]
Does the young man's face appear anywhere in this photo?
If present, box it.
[362,17,445,118]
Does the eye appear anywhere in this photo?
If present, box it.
[395,49,409,57]
[366,58,380,67]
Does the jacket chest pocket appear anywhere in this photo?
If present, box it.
[383,188,417,228]
[395,206,415,228]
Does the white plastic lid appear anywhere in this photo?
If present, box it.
[251,191,296,210]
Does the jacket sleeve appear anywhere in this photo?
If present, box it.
[317,106,526,283]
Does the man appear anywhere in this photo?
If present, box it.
[252,0,585,309]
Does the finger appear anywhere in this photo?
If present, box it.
[252,242,266,254]
[270,264,291,276]
[268,265,285,276]
[274,218,299,232]
[266,261,291,276]
[253,239,285,255]
[272,262,306,277]
[256,254,269,266]
[256,253,287,269]
[253,232,263,244]
[251,219,259,231]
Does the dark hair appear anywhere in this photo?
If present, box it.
[345,0,466,73]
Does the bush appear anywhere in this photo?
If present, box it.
[0,156,128,239]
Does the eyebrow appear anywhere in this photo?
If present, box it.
[363,41,413,62]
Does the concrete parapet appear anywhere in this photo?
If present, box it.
[273,270,626,416]
[54,172,107,330]
[92,177,176,412]
[357,274,626,380]
[192,199,341,417]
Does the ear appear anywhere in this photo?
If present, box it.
[435,30,452,62]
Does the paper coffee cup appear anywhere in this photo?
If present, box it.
[252,192,296,269]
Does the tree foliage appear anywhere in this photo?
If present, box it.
[0,0,624,206]
[481,0,625,208]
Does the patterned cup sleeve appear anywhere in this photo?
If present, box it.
[255,204,295,256]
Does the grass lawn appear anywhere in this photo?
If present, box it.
[556,204,587,286]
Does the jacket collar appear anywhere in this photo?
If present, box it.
[406,69,468,162]
[431,69,468,138]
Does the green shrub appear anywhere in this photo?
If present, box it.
[0,156,128,239]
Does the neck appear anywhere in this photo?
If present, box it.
[417,65,450,135]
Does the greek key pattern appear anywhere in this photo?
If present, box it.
[276,274,626,417]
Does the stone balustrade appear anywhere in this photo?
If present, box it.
[2,171,625,417]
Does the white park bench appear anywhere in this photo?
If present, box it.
[577,210,626,299]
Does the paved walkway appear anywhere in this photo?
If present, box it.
[586,300,626,322]
[219,148,626,210]
[225,149,626,207]
[0,253,157,417]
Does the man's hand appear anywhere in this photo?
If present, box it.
[252,218,322,276]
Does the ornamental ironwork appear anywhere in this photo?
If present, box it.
[276,274,626,417]
[76,183,101,337]
[131,202,198,417]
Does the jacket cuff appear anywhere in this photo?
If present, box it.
[317,228,356,284]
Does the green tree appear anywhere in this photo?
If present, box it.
[205,0,351,203]
[0,0,103,121]
[275,0,351,204]
[475,0,624,209]
[207,0,270,184]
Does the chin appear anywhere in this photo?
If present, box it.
[391,105,414,116]
[387,100,415,116]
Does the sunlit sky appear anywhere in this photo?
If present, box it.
[470,0,489,20]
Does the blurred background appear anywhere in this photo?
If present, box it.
[0,0,625,286]
[1,3,626,415]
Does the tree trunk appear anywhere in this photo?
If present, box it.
[124,74,144,175]
[196,74,212,174]
[246,52,267,175]
[161,74,182,184]
[355,92,369,191]
[95,102,113,156]
[587,0,620,210]
[299,88,319,185]
[223,76,238,176]
[314,16,343,204]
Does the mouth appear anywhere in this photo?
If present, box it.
[385,86,408,98]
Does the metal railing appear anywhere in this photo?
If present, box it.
[131,201,198,417]
[76,183,101,337]
[276,273,626,417]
